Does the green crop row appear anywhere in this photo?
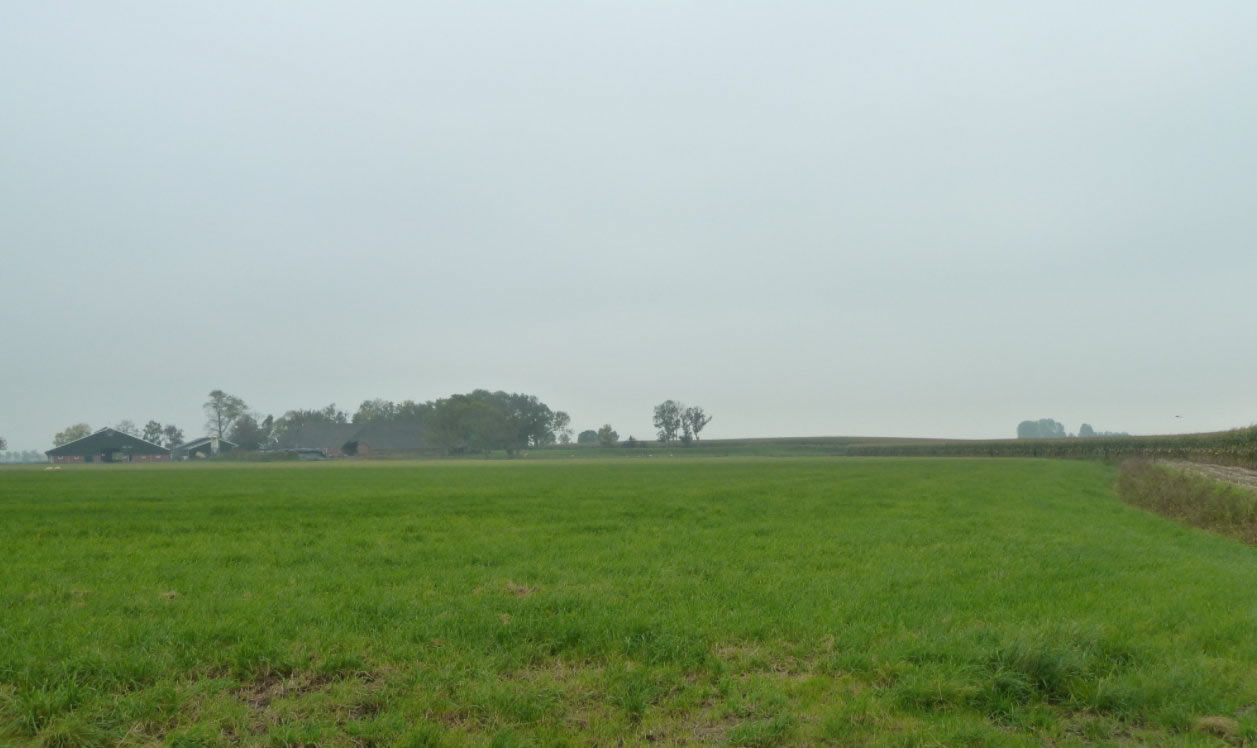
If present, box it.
[845,426,1257,467]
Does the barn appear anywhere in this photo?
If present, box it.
[45,428,171,464]
[173,436,238,459]
[273,422,430,457]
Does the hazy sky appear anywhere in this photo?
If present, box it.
[4,2,1256,450]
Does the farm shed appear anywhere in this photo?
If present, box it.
[273,424,360,457]
[173,436,237,459]
[45,428,171,464]
[274,423,430,457]
[349,423,429,456]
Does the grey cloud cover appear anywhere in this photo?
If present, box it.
[3,1,1255,449]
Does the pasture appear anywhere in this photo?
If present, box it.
[2,458,1256,745]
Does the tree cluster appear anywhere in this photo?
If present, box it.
[1017,419,1129,439]
[140,420,184,448]
[653,401,712,445]
[1016,419,1067,439]
[427,390,567,456]
[206,391,348,451]
[1078,423,1129,438]
[48,388,574,457]
[1,450,47,463]
[197,390,571,456]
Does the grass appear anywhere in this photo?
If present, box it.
[1116,459,1257,546]
[2,458,1257,745]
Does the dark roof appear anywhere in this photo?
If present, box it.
[46,428,170,457]
[353,422,428,451]
[273,424,360,450]
[272,422,429,451]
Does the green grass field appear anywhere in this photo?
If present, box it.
[3,458,1257,746]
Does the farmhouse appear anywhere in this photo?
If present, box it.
[45,428,171,464]
[173,436,238,459]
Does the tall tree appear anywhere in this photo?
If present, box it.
[162,424,185,449]
[0,437,6,451]
[653,400,683,443]
[53,423,92,446]
[681,406,712,443]
[552,411,573,445]
[228,414,269,451]
[597,424,619,447]
[142,420,164,444]
[205,390,248,440]
[577,429,598,445]
[115,420,139,436]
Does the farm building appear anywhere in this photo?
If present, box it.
[274,424,360,456]
[45,428,171,464]
[173,436,237,459]
[348,423,429,456]
[274,422,429,457]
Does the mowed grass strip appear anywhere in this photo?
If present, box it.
[2,458,1256,746]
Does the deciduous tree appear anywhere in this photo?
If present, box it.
[142,420,164,444]
[552,411,572,445]
[53,423,92,447]
[682,406,712,443]
[229,414,270,451]
[205,390,248,440]
[162,424,184,449]
[597,424,619,447]
[653,400,683,443]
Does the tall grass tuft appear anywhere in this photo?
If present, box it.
[1115,459,1257,544]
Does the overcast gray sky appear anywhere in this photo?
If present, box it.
[3,1,1256,450]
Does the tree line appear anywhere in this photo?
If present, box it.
[1,450,47,464]
[1016,418,1128,439]
[202,389,574,456]
[45,391,715,456]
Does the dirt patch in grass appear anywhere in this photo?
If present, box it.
[235,672,337,711]
[1195,715,1240,741]
[505,580,536,597]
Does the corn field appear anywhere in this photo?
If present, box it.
[844,425,1257,468]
